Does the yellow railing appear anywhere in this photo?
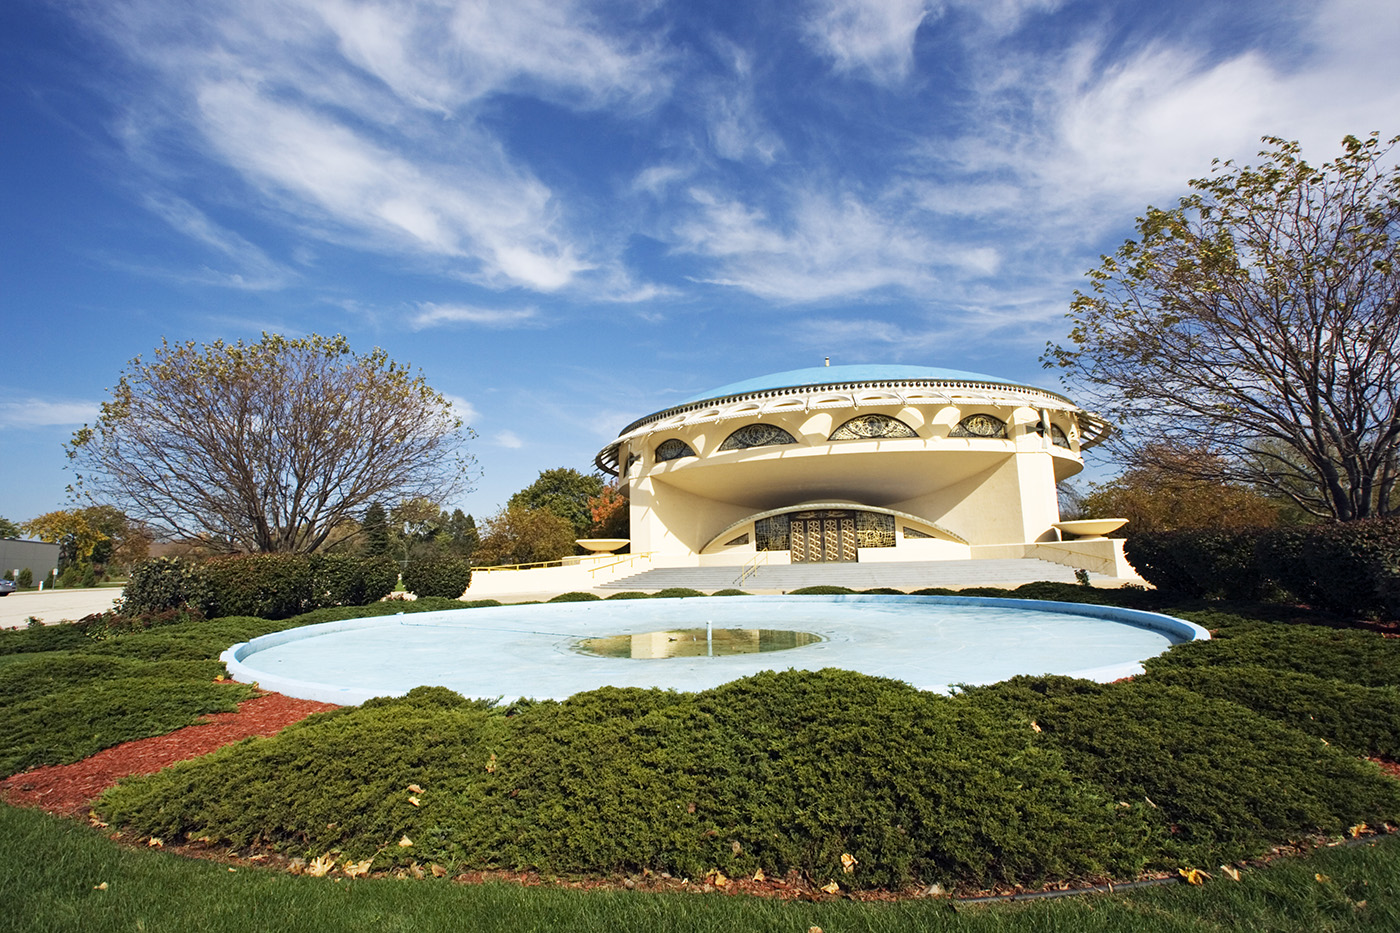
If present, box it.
[471,558,570,573]
[736,552,769,586]
[588,551,656,578]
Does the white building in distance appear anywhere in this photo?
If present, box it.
[594,364,1113,566]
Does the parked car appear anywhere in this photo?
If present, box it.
[0,579,15,596]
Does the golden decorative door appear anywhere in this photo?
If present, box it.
[790,512,857,562]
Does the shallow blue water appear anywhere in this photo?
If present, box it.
[225,595,1204,703]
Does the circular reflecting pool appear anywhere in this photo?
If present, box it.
[222,595,1209,705]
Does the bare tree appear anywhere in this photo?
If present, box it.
[1046,133,1400,521]
[69,333,474,553]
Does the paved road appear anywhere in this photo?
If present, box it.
[0,588,122,629]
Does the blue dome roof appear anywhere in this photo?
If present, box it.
[681,364,1018,404]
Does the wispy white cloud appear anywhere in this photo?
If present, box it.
[671,186,996,302]
[804,0,932,85]
[141,194,295,289]
[0,397,101,428]
[700,42,784,164]
[410,303,542,330]
[493,431,524,449]
[75,0,669,295]
[440,393,479,426]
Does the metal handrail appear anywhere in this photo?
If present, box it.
[736,552,768,586]
[588,551,656,578]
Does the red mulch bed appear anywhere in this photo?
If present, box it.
[0,691,338,817]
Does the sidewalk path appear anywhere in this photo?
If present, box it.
[0,588,122,629]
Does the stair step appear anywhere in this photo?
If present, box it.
[600,559,1101,592]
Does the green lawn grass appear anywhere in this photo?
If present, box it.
[2,803,1395,933]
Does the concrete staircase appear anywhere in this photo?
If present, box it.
[600,558,1102,592]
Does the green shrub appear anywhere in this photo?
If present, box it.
[548,592,600,602]
[1012,581,1119,604]
[402,556,473,599]
[122,557,207,615]
[1256,526,1316,603]
[1147,665,1400,758]
[1146,624,1400,688]
[951,587,1013,597]
[604,591,653,600]
[787,585,855,595]
[1124,532,1201,596]
[314,554,399,606]
[709,589,749,597]
[909,587,957,596]
[16,568,32,588]
[652,588,706,599]
[199,555,317,619]
[859,587,905,595]
[1302,519,1400,618]
[1024,680,1400,864]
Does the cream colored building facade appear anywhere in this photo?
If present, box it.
[594,364,1113,567]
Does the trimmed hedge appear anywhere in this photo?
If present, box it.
[402,556,473,599]
[1126,519,1400,616]
[122,554,399,621]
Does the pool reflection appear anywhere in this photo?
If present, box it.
[576,627,824,659]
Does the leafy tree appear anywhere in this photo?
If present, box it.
[1080,445,1284,534]
[0,516,20,539]
[22,506,149,576]
[473,506,576,566]
[68,333,474,553]
[362,502,391,557]
[585,482,629,541]
[507,468,605,537]
[443,509,479,560]
[1046,133,1400,522]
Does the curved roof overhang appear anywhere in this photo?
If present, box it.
[700,501,969,554]
[595,376,1113,475]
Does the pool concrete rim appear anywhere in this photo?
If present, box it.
[221,594,1210,706]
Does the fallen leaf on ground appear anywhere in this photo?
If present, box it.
[841,852,858,874]
[820,881,840,894]
[1178,868,1208,885]
[307,854,336,877]
[343,858,372,879]
[398,835,413,847]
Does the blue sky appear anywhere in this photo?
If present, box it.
[3,0,1398,527]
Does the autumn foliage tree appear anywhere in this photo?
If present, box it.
[68,333,473,553]
[1046,133,1400,521]
[473,507,576,566]
[1079,446,1283,534]
[23,505,151,576]
[584,482,628,541]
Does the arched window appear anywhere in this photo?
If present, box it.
[1050,424,1070,448]
[719,423,798,451]
[655,438,696,462]
[949,413,1007,439]
[829,414,918,440]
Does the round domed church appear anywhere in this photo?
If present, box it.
[594,364,1111,565]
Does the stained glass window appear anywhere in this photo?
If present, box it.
[655,438,696,462]
[719,423,798,451]
[724,533,749,547]
[829,414,918,440]
[855,511,895,547]
[950,413,1007,438]
[1050,424,1070,448]
[903,526,934,539]
[755,515,790,551]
